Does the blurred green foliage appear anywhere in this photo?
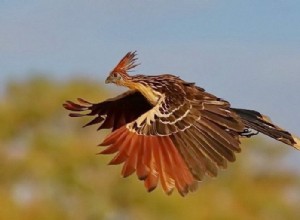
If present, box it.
[0,76,299,220]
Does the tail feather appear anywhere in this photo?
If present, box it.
[293,136,300,150]
[232,108,300,150]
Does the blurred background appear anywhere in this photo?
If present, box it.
[1,1,300,219]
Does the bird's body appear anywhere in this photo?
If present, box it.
[63,51,299,196]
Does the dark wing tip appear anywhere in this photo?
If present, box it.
[292,135,300,150]
[77,98,92,105]
[147,185,158,193]
[63,100,88,111]
[62,102,73,110]
[69,113,85,117]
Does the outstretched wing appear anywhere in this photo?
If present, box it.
[64,89,196,195]
[122,84,245,191]
[63,90,152,131]
[64,81,246,196]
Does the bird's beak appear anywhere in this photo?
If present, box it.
[105,76,113,84]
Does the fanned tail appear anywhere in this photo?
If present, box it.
[232,108,300,150]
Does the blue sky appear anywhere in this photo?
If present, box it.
[1,0,300,163]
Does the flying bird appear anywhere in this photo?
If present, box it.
[63,51,300,196]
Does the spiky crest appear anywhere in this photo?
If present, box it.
[112,51,139,75]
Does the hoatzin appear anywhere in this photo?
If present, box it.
[63,51,300,196]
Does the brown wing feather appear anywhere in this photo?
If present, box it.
[99,126,196,196]
[63,90,152,131]
[126,82,245,186]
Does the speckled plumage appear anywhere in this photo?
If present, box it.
[64,51,299,196]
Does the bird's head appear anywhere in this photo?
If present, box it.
[105,51,139,86]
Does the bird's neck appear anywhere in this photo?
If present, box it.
[124,81,161,105]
